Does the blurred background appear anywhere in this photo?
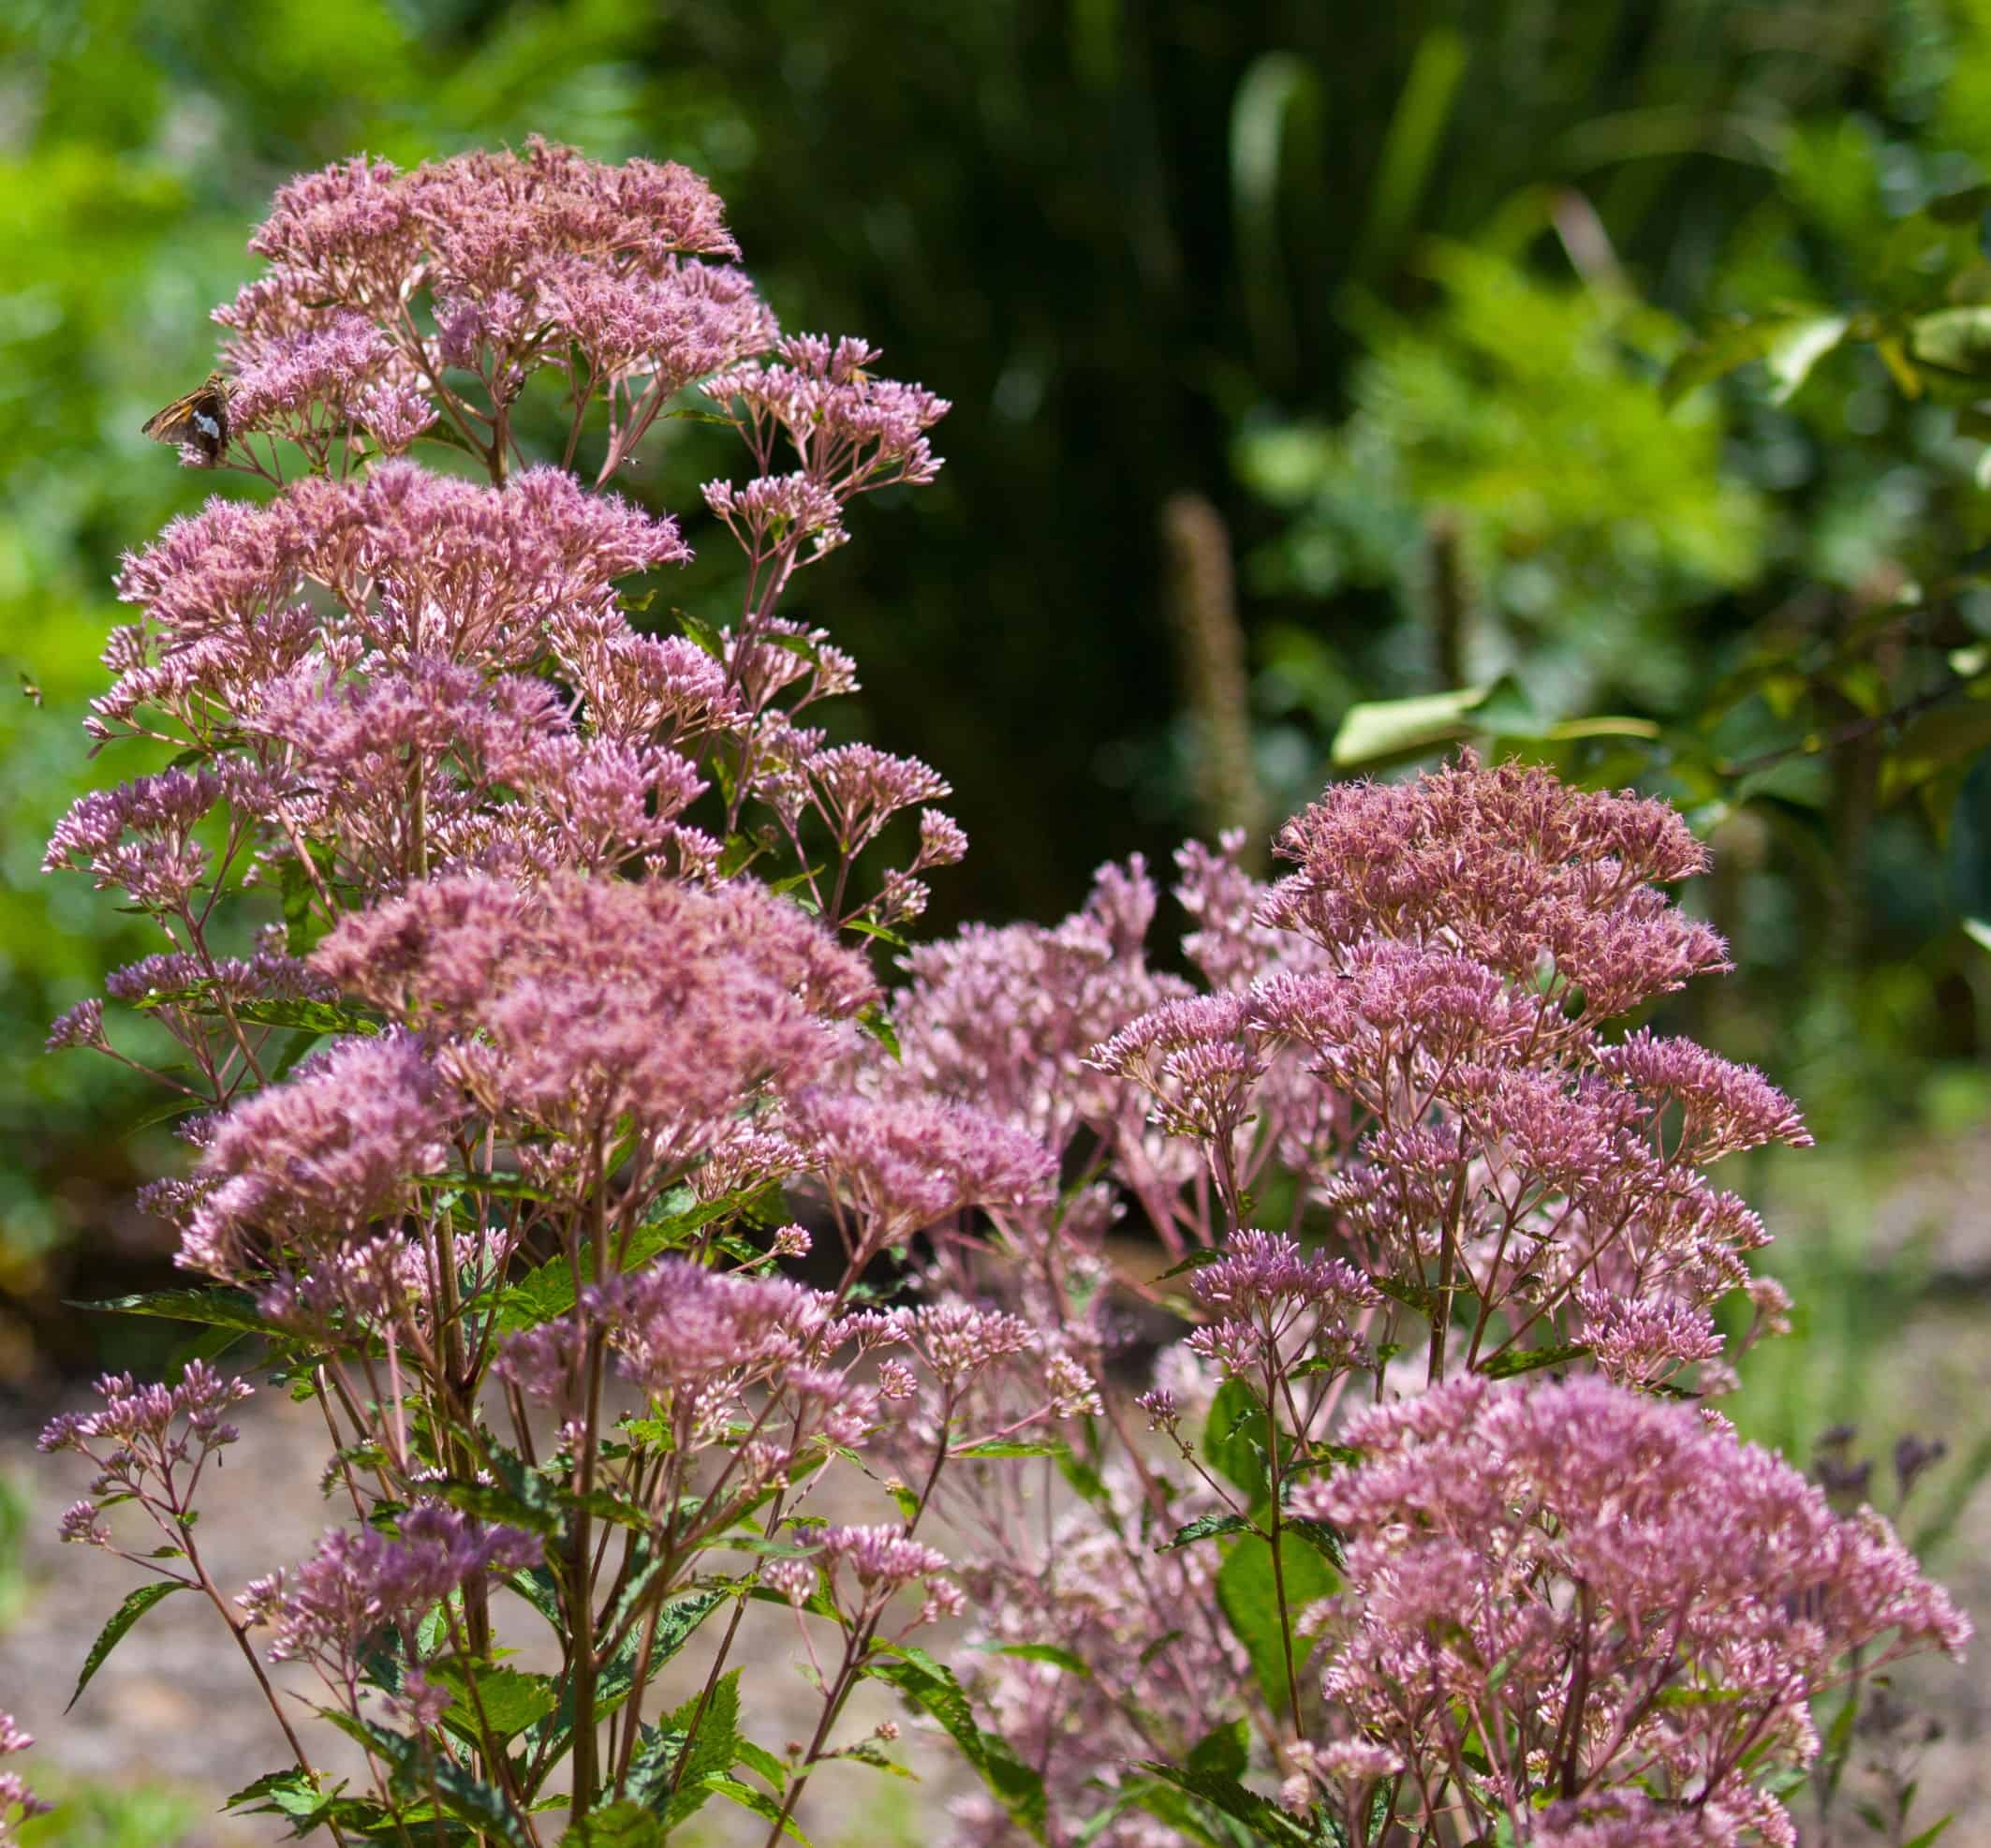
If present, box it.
[3,0,1991,1840]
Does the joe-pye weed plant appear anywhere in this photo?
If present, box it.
[24,142,1970,1848]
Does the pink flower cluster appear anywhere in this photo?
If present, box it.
[0,1713,49,1840]
[34,136,1969,1848]
[1296,1375,1969,1842]
[242,1505,543,1694]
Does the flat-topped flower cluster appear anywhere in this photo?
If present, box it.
[32,140,1965,1848]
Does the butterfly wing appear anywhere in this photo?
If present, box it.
[140,392,199,444]
[140,375,229,466]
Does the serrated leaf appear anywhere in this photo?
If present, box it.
[73,1286,269,1333]
[435,1664,559,1744]
[1373,1274,1443,1318]
[69,1580,194,1710]
[1128,1761,1317,1848]
[563,1799,664,1846]
[1283,1515,1347,1570]
[1185,1719,1250,1780]
[431,1474,560,1539]
[697,1774,816,1843]
[866,1646,1045,1841]
[1157,1512,1254,1552]
[735,1738,788,1791]
[953,1439,1062,1459]
[321,1709,527,1847]
[1479,1341,1589,1380]
[658,1669,743,1830]
[830,1739,919,1779]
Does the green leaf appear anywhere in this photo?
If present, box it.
[659,1669,743,1830]
[563,1800,664,1847]
[1282,1515,1347,1571]
[829,1739,918,1779]
[1185,1719,1250,1780]
[952,1439,1062,1459]
[278,847,335,957]
[1373,1274,1444,1318]
[1912,306,1991,377]
[694,1774,815,1844]
[857,1002,902,1060]
[1158,1512,1255,1551]
[1215,1527,1338,1716]
[1901,1820,1954,1848]
[224,1767,388,1837]
[1152,1249,1224,1282]
[1765,314,1850,403]
[435,1664,559,1745]
[1202,1377,1270,1505]
[866,1646,1045,1841]
[494,1187,764,1330]
[1331,685,1488,769]
[69,1580,194,1710]
[1660,317,1777,407]
[735,1739,788,1792]
[970,1641,1094,1676]
[841,916,909,949]
[677,611,726,660]
[431,1472,560,1539]
[73,1286,269,1333]
[321,1709,528,1847]
[1128,1762,1317,1848]
[1480,1341,1589,1380]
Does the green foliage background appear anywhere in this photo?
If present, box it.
[3,0,1988,1457]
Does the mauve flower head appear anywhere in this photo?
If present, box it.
[818,1524,951,1594]
[1186,1229,1381,1379]
[111,461,686,687]
[0,1709,49,1834]
[39,1360,253,1462]
[1262,751,1728,1021]
[582,1257,831,1401]
[224,311,403,438]
[1300,1374,1968,1834]
[790,1087,1056,1256]
[314,874,874,1143]
[180,1028,459,1279]
[539,254,773,386]
[891,858,1184,1154]
[705,333,950,495]
[248,141,736,330]
[1574,1284,1725,1388]
[1089,991,1266,1143]
[43,761,275,911]
[1596,1027,1812,1160]
[248,1504,542,1675]
[804,744,950,855]
[704,470,848,559]
[45,997,107,1052]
